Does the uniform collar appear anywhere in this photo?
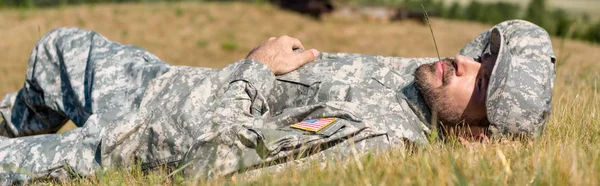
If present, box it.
[396,82,433,129]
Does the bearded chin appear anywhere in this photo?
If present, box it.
[414,64,462,126]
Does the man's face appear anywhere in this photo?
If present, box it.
[414,55,495,126]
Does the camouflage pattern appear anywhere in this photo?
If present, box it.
[458,20,556,138]
[0,19,555,184]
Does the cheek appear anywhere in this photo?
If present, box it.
[457,80,487,119]
[447,78,476,111]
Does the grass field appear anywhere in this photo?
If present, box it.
[1,2,600,185]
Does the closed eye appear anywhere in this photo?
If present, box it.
[477,76,482,92]
[476,69,486,98]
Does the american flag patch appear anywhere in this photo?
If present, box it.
[290,118,338,132]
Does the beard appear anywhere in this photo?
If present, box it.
[414,59,463,126]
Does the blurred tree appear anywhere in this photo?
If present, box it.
[446,2,463,20]
[464,0,483,21]
[482,2,519,24]
[525,0,556,35]
[22,0,34,8]
[498,3,519,21]
[571,14,589,40]
[401,0,421,9]
[582,13,590,24]
[33,0,61,7]
[586,20,600,43]
[434,1,445,18]
[551,9,573,38]
[1,0,12,7]
[481,3,500,24]
[525,0,546,21]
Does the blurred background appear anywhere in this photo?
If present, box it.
[1,0,599,43]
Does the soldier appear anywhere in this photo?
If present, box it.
[0,19,555,184]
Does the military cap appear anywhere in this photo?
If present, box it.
[481,20,556,138]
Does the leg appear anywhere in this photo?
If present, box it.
[0,114,104,184]
[0,27,170,137]
[0,92,68,137]
[0,106,155,184]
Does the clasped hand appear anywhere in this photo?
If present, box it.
[246,35,319,75]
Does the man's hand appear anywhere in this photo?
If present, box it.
[246,35,319,75]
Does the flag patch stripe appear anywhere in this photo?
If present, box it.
[290,118,338,132]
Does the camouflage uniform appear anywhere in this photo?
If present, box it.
[0,19,555,184]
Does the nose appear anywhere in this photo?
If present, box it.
[454,55,481,77]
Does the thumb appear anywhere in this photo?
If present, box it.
[458,136,469,145]
[296,49,319,64]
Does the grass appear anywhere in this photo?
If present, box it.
[0,1,599,185]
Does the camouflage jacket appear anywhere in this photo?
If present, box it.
[0,27,435,183]
[99,52,438,178]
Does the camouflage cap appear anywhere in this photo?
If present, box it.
[484,22,556,139]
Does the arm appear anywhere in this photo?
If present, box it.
[212,35,320,124]
[179,35,320,177]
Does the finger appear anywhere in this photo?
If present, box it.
[268,37,277,41]
[479,134,490,144]
[279,35,305,50]
[294,49,319,64]
[290,38,305,50]
[458,137,469,145]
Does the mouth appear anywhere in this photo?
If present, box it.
[435,60,445,83]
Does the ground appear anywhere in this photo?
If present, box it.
[0,2,599,185]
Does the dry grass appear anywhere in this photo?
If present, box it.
[1,2,599,185]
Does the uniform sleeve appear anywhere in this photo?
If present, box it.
[227,59,277,95]
[211,59,276,127]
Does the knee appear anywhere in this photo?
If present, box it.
[27,27,100,78]
[36,27,97,49]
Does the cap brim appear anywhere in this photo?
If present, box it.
[485,28,512,129]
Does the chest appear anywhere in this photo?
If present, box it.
[266,60,410,118]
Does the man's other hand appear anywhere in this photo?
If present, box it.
[246,35,319,75]
[444,125,490,146]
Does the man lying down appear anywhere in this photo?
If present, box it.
[0,19,555,184]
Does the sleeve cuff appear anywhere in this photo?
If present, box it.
[228,59,276,94]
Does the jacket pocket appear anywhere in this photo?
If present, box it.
[268,76,322,116]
